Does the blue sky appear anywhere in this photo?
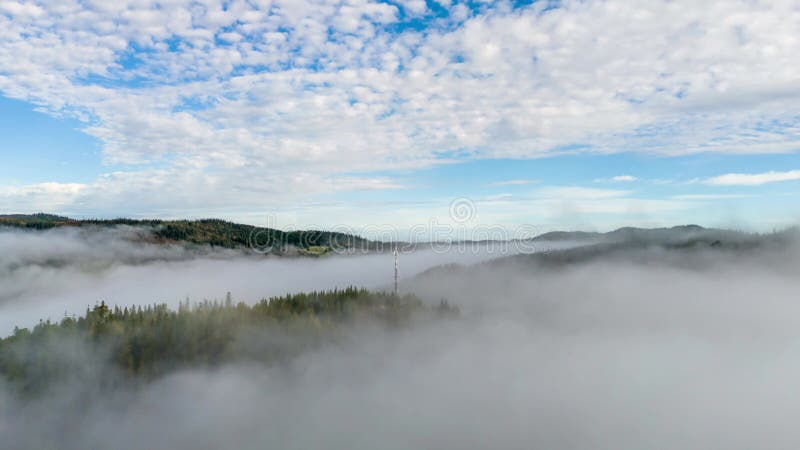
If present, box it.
[0,97,104,184]
[0,0,799,233]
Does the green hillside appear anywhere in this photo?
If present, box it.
[0,214,377,254]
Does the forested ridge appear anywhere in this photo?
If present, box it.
[0,288,458,396]
[0,213,377,254]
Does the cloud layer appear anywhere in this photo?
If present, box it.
[1,0,800,216]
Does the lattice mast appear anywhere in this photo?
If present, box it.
[393,246,398,296]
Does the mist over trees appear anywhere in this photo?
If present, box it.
[0,288,457,396]
[3,227,800,449]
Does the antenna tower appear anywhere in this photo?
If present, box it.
[393,246,398,296]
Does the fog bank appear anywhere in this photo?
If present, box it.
[4,229,800,449]
[0,227,556,334]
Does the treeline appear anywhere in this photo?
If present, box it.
[0,288,458,395]
[0,213,71,230]
[0,214,380,254]
[149,219,380,254]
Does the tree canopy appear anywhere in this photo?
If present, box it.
[0,288,458,396]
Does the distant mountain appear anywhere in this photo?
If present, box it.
[532,225,735,244]
[532,230,604,241]
[2,214,787,258]
[0,213,378,255]
[415,227,799,282]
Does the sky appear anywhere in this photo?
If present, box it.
[0,0,799,235]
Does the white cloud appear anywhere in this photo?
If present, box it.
[0,1,43,18]
[705,170,800,186]
[0,182,87,212]
[611,175,638,182]
[0,0,799,217]
[671,194,753,200]
[395,0,428,15]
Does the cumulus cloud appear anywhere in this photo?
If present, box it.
[1,0,799,214]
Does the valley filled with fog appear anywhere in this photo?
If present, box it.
[0,226,563,335]
[3,226,800,449]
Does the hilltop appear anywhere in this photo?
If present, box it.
[415,226,799,281]
[532,224,739,243]
[0,213,377,256]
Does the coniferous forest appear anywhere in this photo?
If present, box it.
[0,288,458,397]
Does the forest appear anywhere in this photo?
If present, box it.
[0,287,458,396]
[0,213,379,254]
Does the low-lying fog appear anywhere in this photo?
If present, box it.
[4,226,800,449]
[0,227,556,335]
